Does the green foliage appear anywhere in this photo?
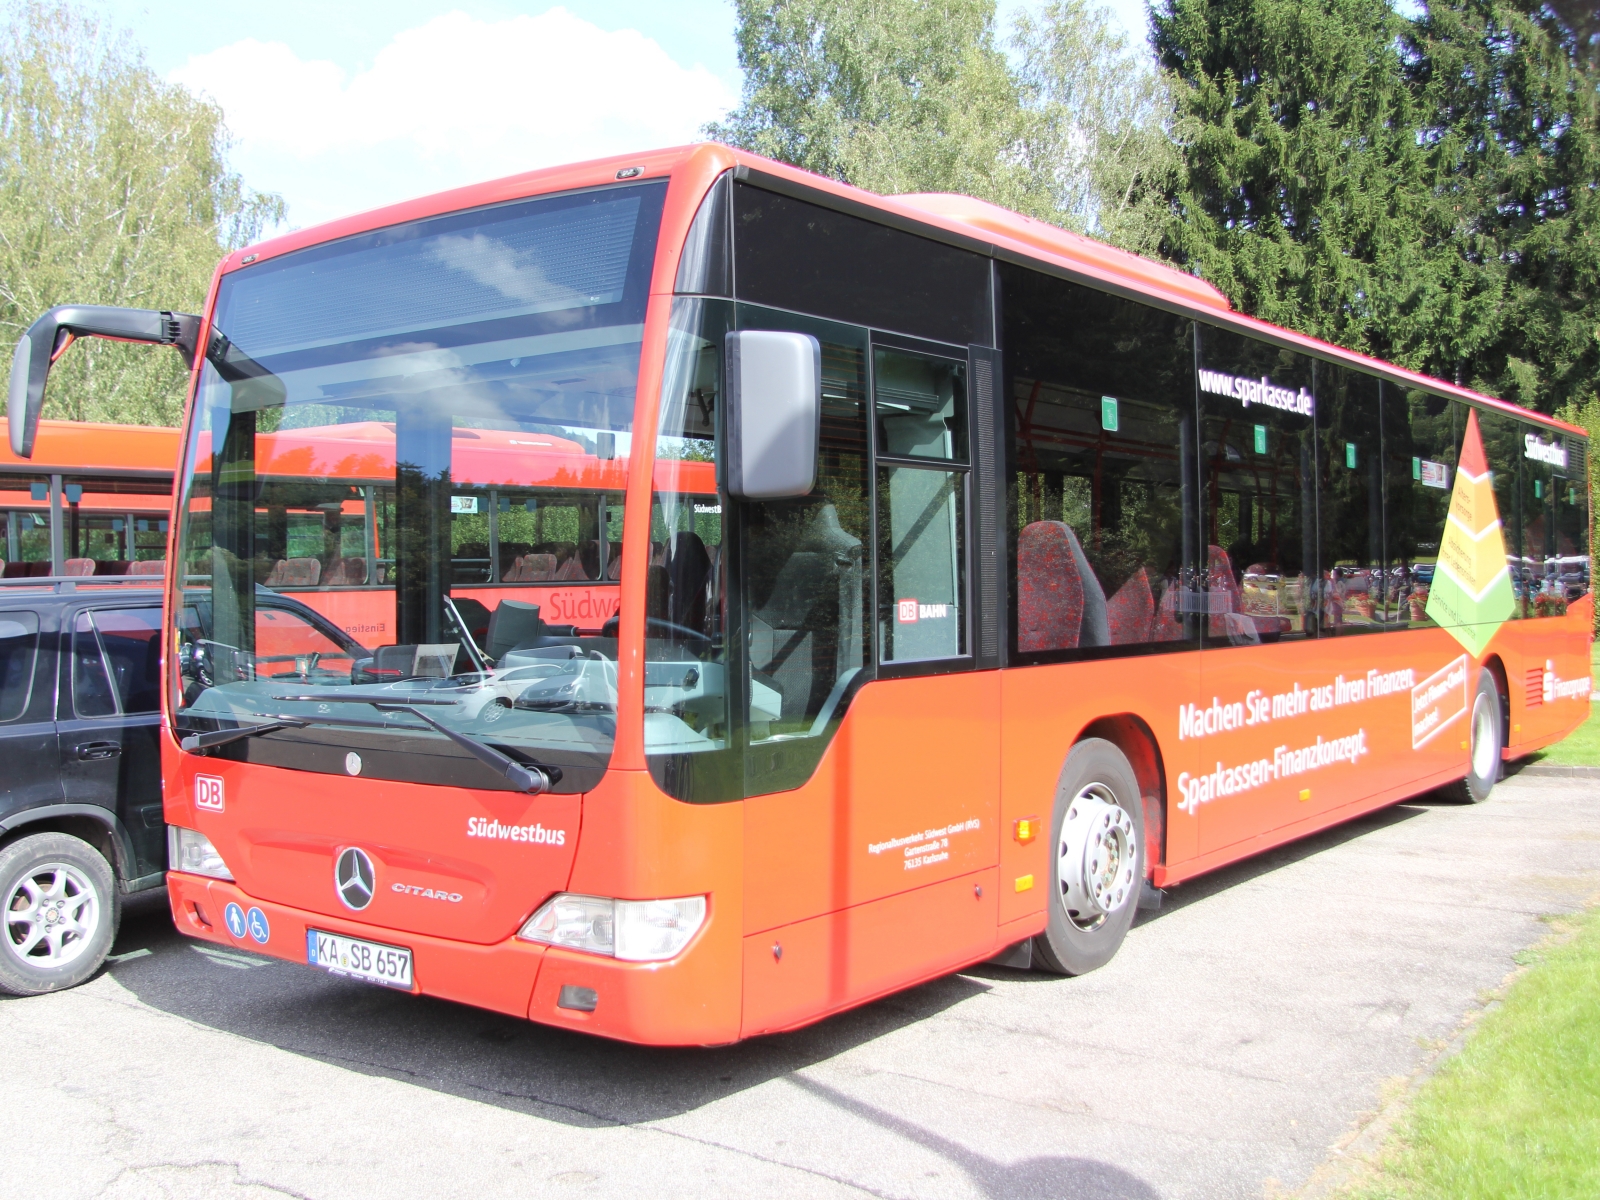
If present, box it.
[708,0,1177,255]
[0,1,283,427]
[1152,0,1447,360]
[1155,0,1600,419]
[708,0,1041,206]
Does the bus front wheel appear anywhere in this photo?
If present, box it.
[1443,669,1504,804]
[1033,738,1145,976]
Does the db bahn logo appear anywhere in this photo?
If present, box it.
[334,847,376,911]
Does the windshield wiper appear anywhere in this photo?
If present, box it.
[272,693,562,793]
[179,717,309,752]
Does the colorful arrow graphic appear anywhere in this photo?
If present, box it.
[1425,408,1515,656]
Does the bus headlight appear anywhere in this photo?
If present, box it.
[518,893,706,962]
[168,826,234,880]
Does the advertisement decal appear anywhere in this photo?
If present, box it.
[1424,409,1515,656]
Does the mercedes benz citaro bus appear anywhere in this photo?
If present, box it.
[8,144,1590,1044]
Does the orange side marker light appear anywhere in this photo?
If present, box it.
[1013,817,1039,844]
[1299,789,1311,803]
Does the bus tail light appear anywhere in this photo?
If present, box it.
[518,894,706,962]
[168,826,234,880]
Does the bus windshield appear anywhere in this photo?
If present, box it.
[172,181,666,791]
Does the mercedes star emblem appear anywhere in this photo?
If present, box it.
[335,847,376,911]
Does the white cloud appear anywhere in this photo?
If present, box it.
[171,8,737,231]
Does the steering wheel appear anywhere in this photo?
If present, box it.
[644,617,713,650]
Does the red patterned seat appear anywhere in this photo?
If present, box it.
[1206,545,1241,638]
[1106,567,1155,644]
[1017,521,1084,652]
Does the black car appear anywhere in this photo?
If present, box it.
[0,578,166,994]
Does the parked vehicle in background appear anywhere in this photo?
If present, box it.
[0,419,176,579]
[0,578,165,994]
[6,143,1590,1043]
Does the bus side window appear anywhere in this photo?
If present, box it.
[1195,324,1317,646]
[1001,263,1200,659]
[1477,410,1529,619]
[1384,389,1458,628]
[1316,364,1385,634]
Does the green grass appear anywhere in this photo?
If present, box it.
[1346,907,1600,1200]
[1525,641,1600,767]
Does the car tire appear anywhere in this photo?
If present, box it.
[1441,669,1503,804]
[0,832,120,996]
[1033,738,1145,976]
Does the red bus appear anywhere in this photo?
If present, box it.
[0,419,175,578]
[9,143,1590,1043]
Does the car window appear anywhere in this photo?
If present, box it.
[93,607,164,714]
[0,611,40,722]
[72,611,118,718]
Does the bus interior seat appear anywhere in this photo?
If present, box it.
[64,558,96,577]
[447,596,492,650]
[266,557,322,587]
[666,531,711,633]
[748,503,862,725]
[554,554,589,581]
[579,540,602,579]
[1018,521,1083,651]
[324,557,368,586]
[1106,567,1155,644]
[127,559,164,576]
[93,560,130,576]
[486,600,544,662]
[1017,521,1115,650]
[504,552,556,582]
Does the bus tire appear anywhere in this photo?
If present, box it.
[1033,738,1144,976]
[0,832,119,996]
[1442,669,1504,804]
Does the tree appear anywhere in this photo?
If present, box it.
[1154,0,1600,419]
[1152,0,1465,362]
[1012,0,1181,257]
[1408,1,1600,416]
[0,1,282,427]
[708,0,1177,255]
[707,0,1044,209]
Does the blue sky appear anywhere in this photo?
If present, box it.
[94,0,1152,232]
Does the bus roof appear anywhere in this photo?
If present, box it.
[0,419,179,478]
[224,143,1588,441]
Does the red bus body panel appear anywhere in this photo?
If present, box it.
[158,143,1593,1045]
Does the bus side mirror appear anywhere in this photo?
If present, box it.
[7,305,202,458]
[725,330,821,500]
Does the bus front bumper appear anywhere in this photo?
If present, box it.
[164,871,741,1045]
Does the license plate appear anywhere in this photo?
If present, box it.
[306,929,413,989]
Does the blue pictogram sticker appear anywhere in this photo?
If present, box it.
[224,902,246,939]
[246,907,270,945]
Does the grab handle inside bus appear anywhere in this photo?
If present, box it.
[725,330,822,499]
[8,305,202,458]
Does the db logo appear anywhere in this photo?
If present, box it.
[897,598,919,624]
[194,775,225,812]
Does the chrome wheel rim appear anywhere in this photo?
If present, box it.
[1470,692,1498,781]
[4,863,101,969]
[1058,783,1138,932]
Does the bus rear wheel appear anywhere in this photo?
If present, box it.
[1442,669,1504,804]
[1033,738,1145,976]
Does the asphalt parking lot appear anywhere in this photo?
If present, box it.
[5,770,1597,1200]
